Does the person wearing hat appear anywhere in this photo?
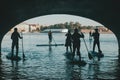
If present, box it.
[11,28,22,58]
[92,28,102,53]
[72,28,84,61]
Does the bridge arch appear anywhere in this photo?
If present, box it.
[0,0,120,58]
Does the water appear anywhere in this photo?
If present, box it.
[1,33,119,80]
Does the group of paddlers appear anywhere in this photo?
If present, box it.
[11,27,102,61]
[64,28,102,61]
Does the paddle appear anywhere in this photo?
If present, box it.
[21,32,25,59]
[82,38,94,60]
[52,36,57,46]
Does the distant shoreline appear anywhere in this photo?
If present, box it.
[81,29,113,34]
[7,29,113,34]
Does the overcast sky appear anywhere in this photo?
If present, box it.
[24,14,103,26]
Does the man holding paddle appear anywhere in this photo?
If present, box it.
[11,28,22,58]
[72,28,84,61]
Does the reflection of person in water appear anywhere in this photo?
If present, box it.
[49,45,52,52]
[65,30,72,52]
[11,28,22,58]
[87,64,100,79]
[72,28,84,61]
[92,28,102,53]
[48,30,52,44]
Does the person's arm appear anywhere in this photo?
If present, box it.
[18,33,22,39]
[11,33,13,39]
[80,32,84,38]
[91,32,94,37]
[65,33,68,36]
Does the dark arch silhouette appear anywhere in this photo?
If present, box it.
[0,0,120,58]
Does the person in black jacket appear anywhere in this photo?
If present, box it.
[72,28,84,61]
[48,30,52,44]
[11,28,22,57]
[92,28,102,53]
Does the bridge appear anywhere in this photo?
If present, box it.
[0,0,120,59]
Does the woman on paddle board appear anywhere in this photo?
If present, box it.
[65,30,72,52]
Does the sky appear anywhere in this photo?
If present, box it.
[24,14,103,26]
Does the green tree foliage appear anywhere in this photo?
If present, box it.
[40,21,97,31]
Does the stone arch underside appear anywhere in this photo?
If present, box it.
[0,0,120,57]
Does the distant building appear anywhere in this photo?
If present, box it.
[9,23,41,33]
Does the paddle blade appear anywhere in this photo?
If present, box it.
[88,52,93,60]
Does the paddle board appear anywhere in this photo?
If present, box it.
[36,44,64,46]
[64,52,87,66]
[6,53,21,61]
[89,51,104,58]
[88,51,104,61]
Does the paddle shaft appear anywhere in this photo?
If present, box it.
[52,36,57,45]
[21,32,25,58]
[83,38,89,53]
[83,38,95,60]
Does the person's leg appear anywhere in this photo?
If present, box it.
[66,46,68,52]
[49,37,51,44]
[16,42,19,57]
[70,46,72,52]
[77,44,81,61]
[11,42,15,57]
[93,41,96,52]
[97,41,102,61]
[97,41,101,52]
[72,44,76,60]
[50,37,52,43]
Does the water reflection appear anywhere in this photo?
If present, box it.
[11,60,19,80]
[65,62,82,80]
[0,60,4,80]
[113,59,120,80]
[87,64,100,80]
[48,45,52,53]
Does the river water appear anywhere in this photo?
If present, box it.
[1,33,120,80]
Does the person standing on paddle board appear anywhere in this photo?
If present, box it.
[48,30,52,44]
[65,30,72,52]
[11,28,22,58]
[72,28,84,61]
[92,28,102,53]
